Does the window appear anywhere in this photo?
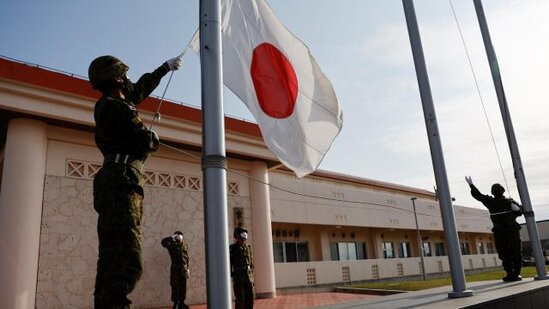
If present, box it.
[486,242,494,254]
[297,242,309,262]
[460,242,471,255]
[382,241,394,259]
[422,241,432,257]
[285,242,298,262]
[330,243,339,260]
[478,242,485,254]
[273,242,284,263]
[399,242,411,258]
[434,242,446,256]
[330,242,367,261]
[273,241,309,262]
[356,242,366,259]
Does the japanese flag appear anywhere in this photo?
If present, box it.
[193,0,343,178]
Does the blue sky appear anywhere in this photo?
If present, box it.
[2,0,549,221]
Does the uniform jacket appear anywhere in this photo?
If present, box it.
[469,184,522,232]
[94,63,169,191]
[162,236,190,277]
[230,242,254,283]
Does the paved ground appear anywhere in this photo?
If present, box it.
[314,278,549,309]
[156,292,379,309]
[154,278,549,308]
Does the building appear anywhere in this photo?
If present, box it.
[0,57,497,308]
[520,220,549,257]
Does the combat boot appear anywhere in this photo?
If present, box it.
[512,262,522,281]
[502,269,516,282]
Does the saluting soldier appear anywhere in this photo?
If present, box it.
[162,231,190,309]
[465,176,523,282]
[89,54,181,308]
[230,227,254,309]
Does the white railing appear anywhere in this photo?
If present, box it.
[274,254,501,288]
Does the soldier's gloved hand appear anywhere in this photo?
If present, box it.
[465,176,473,186]
[149,130,160,151]
[511,202,520,212]
[166,55,183,71]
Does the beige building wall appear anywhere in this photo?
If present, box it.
[521,220,549,242]
[269,171,492,234]
[520,220,549,256]
[34,125,254,308]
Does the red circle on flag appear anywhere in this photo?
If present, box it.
[250,43,298,119]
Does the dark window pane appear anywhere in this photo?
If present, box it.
[487,243,494,254]
[285,242,297,262]
[273,242,284,263]
[297,242,309,262]
[356,242,366,260]
[435,242,445,256]
[460,242,471,255]
[478,242,485,254]
[330,243,339,261]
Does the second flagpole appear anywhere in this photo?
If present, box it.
[402,0,473,298]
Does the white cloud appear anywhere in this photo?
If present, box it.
[322,0,549,219]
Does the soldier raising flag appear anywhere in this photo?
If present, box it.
[89,54,181,308]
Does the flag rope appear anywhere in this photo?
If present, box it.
[149,31,198,131]
[448,0,512,197]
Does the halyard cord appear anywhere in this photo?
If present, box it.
[149,31,195,131]
[448,0,512,197]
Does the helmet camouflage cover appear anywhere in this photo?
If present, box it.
[88,55,129,88]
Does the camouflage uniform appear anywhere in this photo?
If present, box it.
[161,235,190,309]
[93,62,169,308]
[469,184,523,280]
[230,240,254,309]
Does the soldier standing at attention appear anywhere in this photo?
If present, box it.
[230,227,254,309]
[88,54,181,308]
[465,176,523,282]
[162,231,190,309]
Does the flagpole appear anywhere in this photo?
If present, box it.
[402,0,473,298]
[473,0,548,280]
[199,0,233,307]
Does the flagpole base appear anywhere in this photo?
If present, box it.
[448,290,474,298]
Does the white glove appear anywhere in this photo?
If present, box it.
[166,55,182,71]
[465,176,473,186]
[511,202,520,212]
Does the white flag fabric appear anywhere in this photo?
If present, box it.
[193,0,343,178]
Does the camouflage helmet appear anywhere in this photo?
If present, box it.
[234,227,248,239]
[88,55,128,88]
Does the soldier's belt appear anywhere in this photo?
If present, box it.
[234,266,251,270]
[104,153,144,173]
